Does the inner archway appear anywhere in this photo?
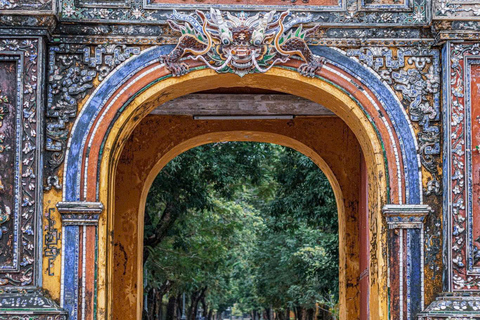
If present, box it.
[112,113,366,320]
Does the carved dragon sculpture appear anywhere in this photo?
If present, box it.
[160,9,325,77]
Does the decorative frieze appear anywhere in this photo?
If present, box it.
[0,0,53,11]
[57,0,430,26]
[418,293,480,318]
[434,0,480,20]
[0,289,66,320]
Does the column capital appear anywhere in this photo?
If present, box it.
[382,204,432,229]
[418,292,480,318]
[56,201,104,226]
[0,289,67,319]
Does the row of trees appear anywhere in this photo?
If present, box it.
[143,142,339,320]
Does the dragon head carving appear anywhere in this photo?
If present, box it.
[160,9,325,77]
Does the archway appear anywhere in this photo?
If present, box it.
[59,45,425,320]
[114,115,361,320]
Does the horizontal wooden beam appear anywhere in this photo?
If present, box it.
[150,94,336,116]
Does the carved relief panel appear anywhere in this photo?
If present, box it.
[445,42,480,290]
[0,38,43,287]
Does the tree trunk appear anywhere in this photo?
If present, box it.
[166,296,177,320]
[155,290,162,320]
[187,287,207,320]
[301,308,307,320]
[145,288,154,320]
[306,309,314,320]
[294,307,302,320]
[264,308,271,320]
[201,297,208,320]
[177,294,183,320]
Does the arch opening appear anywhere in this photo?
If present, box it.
[140,140,342,320]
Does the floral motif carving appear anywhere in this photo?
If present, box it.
[435,0,480,19]
[0,91,12,242]
[45,44,140,190]
[0,39,40,287]
[0,0,17,9]
[446,43,480,290]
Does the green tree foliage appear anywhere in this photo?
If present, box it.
[143,142,338,320]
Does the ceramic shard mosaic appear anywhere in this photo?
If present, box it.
[0,39,41,288]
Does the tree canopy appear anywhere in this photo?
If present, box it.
[143,142,339,320]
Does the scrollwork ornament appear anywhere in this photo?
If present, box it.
[45,44,140,191]
[346,47,443,287]
[346,47,442,196]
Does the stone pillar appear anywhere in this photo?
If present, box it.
[418,41,480,320]
[57,201,104,320]
[383,204,431,320]
[0,36,66,319]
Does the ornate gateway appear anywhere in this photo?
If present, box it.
[0,0,480,316]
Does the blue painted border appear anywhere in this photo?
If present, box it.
[408,228,422,316]
[62,225,80,320]
[442,42,452,292]
[64,45,174,202]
